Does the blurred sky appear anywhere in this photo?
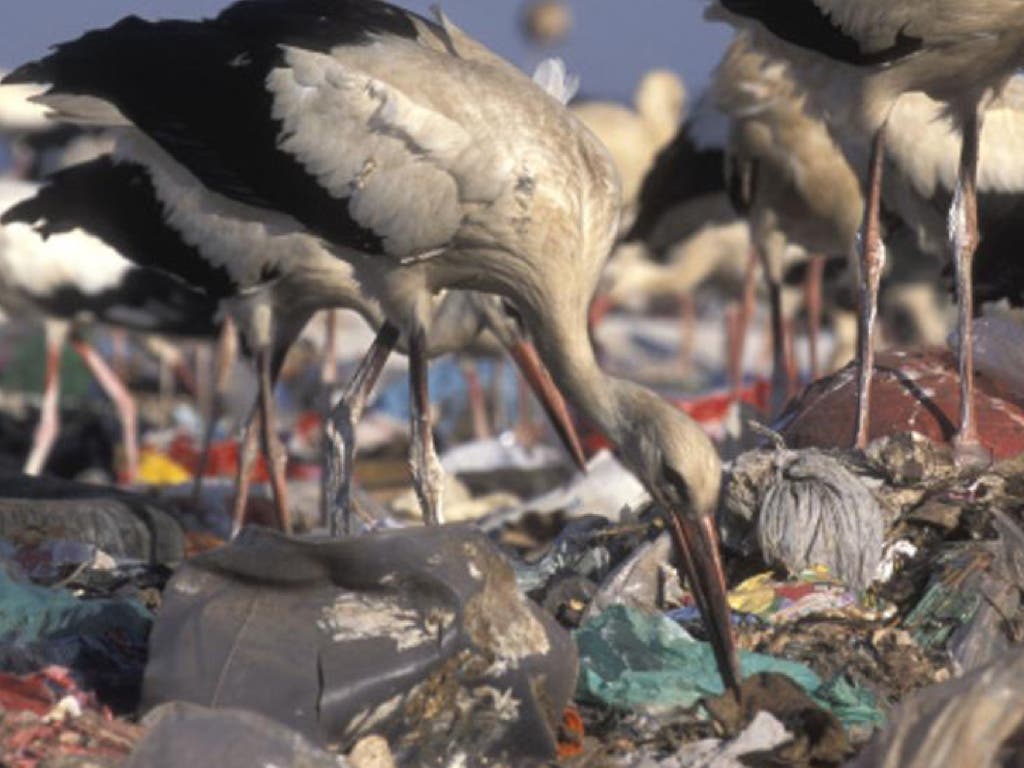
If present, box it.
[0,1,733,102]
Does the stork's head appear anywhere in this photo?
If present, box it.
[635,69,687,147]
[613,382,721,517]
[610,381,741,694]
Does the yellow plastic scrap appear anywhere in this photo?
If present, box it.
[138,449,192,485]
[727,572,779,616]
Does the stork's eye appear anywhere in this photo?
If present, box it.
[661,458,692,508]
[501,299,525,333]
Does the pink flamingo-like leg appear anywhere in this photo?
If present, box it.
[854,126,888,449]
[805,255,825,381]
[950,108,989,466]
[24,321,68,476]
[71,335,139,484]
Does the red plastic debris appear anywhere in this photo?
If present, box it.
[0,672,57,717]
[0,667,140,768]
[166,432,272,482]
[557,706,585,759]
[581,378,772,455]
[777,348,1024,460]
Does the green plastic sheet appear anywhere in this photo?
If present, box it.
[575,604,882,730]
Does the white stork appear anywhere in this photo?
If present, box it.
[5,0,741,690]
[709,0,1024,463]
[0,175,221,484]
[712,33,864,407]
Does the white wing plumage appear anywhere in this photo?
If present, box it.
[268,45,512,259]
[886,77,1024,199]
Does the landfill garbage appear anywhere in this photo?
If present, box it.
[514,515,617,595]
[143,526,576,765]
[776,348,1024,459]
[387,471,518,525]
[582,532,675,621]
[136,448,192,485]
[0,471,184,563]
[125,701,350,768]
[348,734,396,768]
[574,604,820,713]
[522,449,649,521]
[721,445,886,590]
[718,567,894,625]
[700,673,850,765]
[850,646,1024,768]
[0,565,152,711]
[904,541,1022,674]
[0,666,142,767]
[2,538,115,586]
[369,357,531,445]
[662,710,792,768]
[441,432,574,499]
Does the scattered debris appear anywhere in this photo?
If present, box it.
[850,646,1024,768]
[0,666,142,766]
[574,605,819,713]
[0,471,185,563]
[722,445,886,589]
[142,526,576,765]
[777,349,1024,459]
[125,701,348,768]
[0,565,152,712]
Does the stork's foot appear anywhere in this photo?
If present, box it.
[952,434,991,471]
[322,322,400,536]
[410,421,445,526]
[324,398,358,536]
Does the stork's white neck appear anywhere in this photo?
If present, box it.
[527,298,622,447]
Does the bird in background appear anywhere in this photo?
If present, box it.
[708,0,1024,463]
[712,33,863,413]
[0,174,221,483]
[571,69,688,222]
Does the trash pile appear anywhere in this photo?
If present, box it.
[3,412,1024,766]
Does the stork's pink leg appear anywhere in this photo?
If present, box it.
[230,403,261,537]
[757,246,788,416]
[805,255,825,381]
[171,355,198,398]
[678,293,696,378]
[24,321,68,476]
[255,344,292,535]
[854,127,888,449]
[194,317,238,503]
[71,337,139,484]
[461,357,492,441]
[784,318,798,398]
[110,329,129,381]
[951,109,988,466]
[728,247,760,401]
[323,323,400,535]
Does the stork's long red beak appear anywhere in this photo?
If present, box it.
[508,340,588,471]
[667,511,742,697]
